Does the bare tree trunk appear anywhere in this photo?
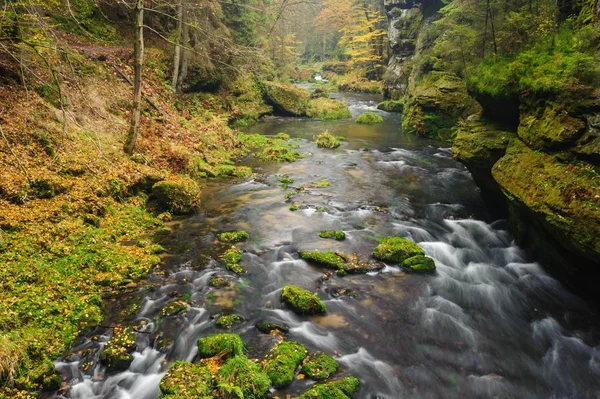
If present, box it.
[487,0,498,55]
[177,17,189,90]
[171,0,183,90]
[125,0,144,155]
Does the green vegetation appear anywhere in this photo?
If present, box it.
[299,250,346,269]
[314,179,330,188]
[356,112,384,124]
[302,352,338,380]
[223,247,245,275]
[298,377,360,399]
[240,133,303,163]
[377,100,404,112]
[275,132,290,140]
[401,255,436,272]
[215,314,244,329]
[161,300,188,317]
[280,175,294,188]
[307,98,352,120]
[314,130,343,149]
[281,285,327,315]
[262,81,310,116]
[209,275,230,288]
[217,356,270,399]
[263,341,308,387]
[318,230,346,240]
[299,250,383,273]
[159,361,212,398]
[99,327,136,371]
[152,177,201,215]
[289,202,300,211]
[373,237,425,263]
[219,231,250,243]
[196,333,244,358]
[255,321,290,334]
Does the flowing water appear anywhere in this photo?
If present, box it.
[54,90,600,399]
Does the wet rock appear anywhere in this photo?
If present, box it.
[377,99,404,112]
[255,320,290,334]
[401,254,436,272]
[222,246,245,274]
[99,326,137,371]
[263,341,307,387]
[518,107,586,150]
[215,313,244,329]
[160,299,188,317]
[209,274,230,288]
[302,352,338,380]
[152,176,201,214]
[262,81,310,116]
[373,236,424,263]
[318,230,346,240]
[196,333,244,358]
[219,230,250,243]
[159,361,212,397]
[217,356,270,398]
[299,250,384,274]
[281,285,327,315]
[297,376,360,399]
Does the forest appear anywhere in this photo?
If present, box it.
[0,0,599,398]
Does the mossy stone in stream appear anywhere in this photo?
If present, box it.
[281,285,327,315]
[152,176,200,214]
[318,230,346,240]
[356,112,384,124]
[262,81,310,116]
[209,275,229,288]
[217,356,271,399]
[275,132,290,140]
[215,314,244,329]
[302,352,338,380]
[314,130,342,149]
[298,377,360,399]
[160,299,188,317]
[299,250,346,269]
[377,100,404,112]
[299,250,383,273]
[401,255,436,272]
[159,361,212,398]
[307,98,352,120]
[99,326,136,371]
[219,231,249,243]
[263,341,308,387]
[255,320,290,334]
[223,247,245,274]
[373,237,425,263]
[197,333,244,358]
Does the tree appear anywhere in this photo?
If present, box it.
[124,0,144,155]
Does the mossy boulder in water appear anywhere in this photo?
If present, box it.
[219,231,249,243]
[209,275,229,288]
[318,230,346,240]
[299,250,384,274]
[217,356,270,399]
[222,247,245,274]
[281,285,326,315]
[215,314,244,329]
[152,176,200,214]
[255,320,290,334]
[401,255,436,272]
[262,81,310,116]
[373,237,425,263]
[314,130,342,149]
[356,112,384,124]
[160,299,188,317]
[298,377,360,399]
[196,333,244,358]
[263,341,308,387]
[377,100,404,112]
[307,98,352,120]
[302,352,338,380]
[159,361,212,398]
[99,326,136,371]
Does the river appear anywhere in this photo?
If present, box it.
[53,90,600,398]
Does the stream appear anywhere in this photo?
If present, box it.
[53,90,600,398]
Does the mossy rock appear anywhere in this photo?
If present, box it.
[152,176,201,214]
[263,341,308,387]
[159,361,212,397]
[373,237,425,263]
[307,98,352,120]
[209,275,230,288]
[99,326,136,371]
[223,247,245,274]
[215,314,244,329]
[377,100,404,112]
[262,81,310,116]
[302,352,338,380]
[314,130,342,149]
[160,299,188,317]
[518,107,586,150]
[255,320,290,334]
[453,118,515,169]
[217,356,270,399]
[281,285,326,315]
[311,87,329,99]
[318,230,346,240]
[299,250,384,274]
[356,112,384,124]
[401,255,436,272]
[219,231,250,243]
[299,250,346,270]
[298,377,360,399]
[197,333,244,358]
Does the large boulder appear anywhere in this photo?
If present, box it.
[262,81,310,116]
[151,176,200,214]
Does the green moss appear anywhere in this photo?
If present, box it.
[453,118,515,169]
[289,202,300,211]
[99,326,136,371]
[255,321,290,334]
[209,275,229,288]
[188,158,253,179]
[314,130,342,149]
[401,255,436,272]
[281,285,327,315]
[307,98,352,120]
[280,175,294,188]
[373,237,425,263]
[518,107,586,150]
[275,132,290,140]
[377,100,404,112]
[215,314,244,329]
[219,231,250,243]
[299,250,346,269]
[161,300,188,317]
[159,361,212,397]
[298,377,360,399]
[262,81,310,116]
[314,179,330,188]
[299,250,383,273]
[152,176,201,214]
[318,230,346,240]
[302,352,338,380]
[196,333,244,358]
[217,356,270,399]
[223,247,245,274]
[240,133,303,163]
[356,112,384,124]
[263,341,308,387]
